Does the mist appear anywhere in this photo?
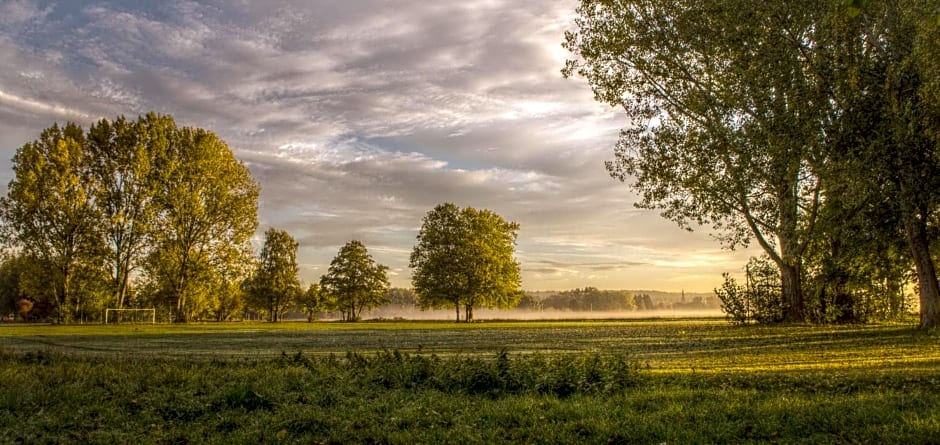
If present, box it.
[352,307,725,321]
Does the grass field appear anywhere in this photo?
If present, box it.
[2,319,939,443]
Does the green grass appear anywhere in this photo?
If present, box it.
[1,320,939,443]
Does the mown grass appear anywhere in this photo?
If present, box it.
[1,320,939,443]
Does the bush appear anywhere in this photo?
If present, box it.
[716,256,785,325]
[278,350,644,398]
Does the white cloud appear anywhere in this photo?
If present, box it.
[0,0,757,291]
[0,89,92,119]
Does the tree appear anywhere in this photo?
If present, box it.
[86,114,166,310]
[0,252,37,319]
[209,273,246,321]
[541,287,636,312]
[410,203,522,322]
[0,122,107,322]
[245,228,301,322]
[844,0,940,328]
[298,283,327,322]
[143,124,259,322]
[319,240,389,322]
[782,0,939,327]
[385,288,418,307]
[563,0,940,325]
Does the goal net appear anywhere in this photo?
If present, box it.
[104,308,156,324]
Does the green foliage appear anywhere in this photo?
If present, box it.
[0,253,36,318]
[86,114,167,311]
[715,257,785,325]
[715,274,749,325]
[0,123,108,323]
[833,0,940,328]
[298,283,326,321]
[0,115,260,323]
[565,0,832,322]
[385,287,418,307]
[208,275,245,322]
[320,241,390,322]
[289,349,642,398]
[565,0,940,327]
[143,123,259,322]
[244,228,301,322]
[410,203,522,322]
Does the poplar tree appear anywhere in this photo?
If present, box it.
[86,114,167,310]
[144,125,259,322]
[245,228,301,322]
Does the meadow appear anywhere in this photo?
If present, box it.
[1,319,939,443]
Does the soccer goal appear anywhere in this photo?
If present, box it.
[104,308,156,324]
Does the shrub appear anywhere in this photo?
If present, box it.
[278,350,644,398]
[716,256,785,324]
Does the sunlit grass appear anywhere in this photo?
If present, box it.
[2,320,938,442]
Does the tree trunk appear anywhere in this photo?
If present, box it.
[174,260,188,323]
[117,259,131,309]
[901,210,939,329]
[780,262,803,323]
[465,304,473,323]
[777,172,806,323]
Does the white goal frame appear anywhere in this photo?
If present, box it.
[104,308,156,324]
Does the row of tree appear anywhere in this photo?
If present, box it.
[227,202,524,324]
[224,202,525,323]
[525,287,636,312]
[565,0,940,327]
[244,233,390,323]
[0,117,523,323]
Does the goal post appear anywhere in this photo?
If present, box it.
[104,308,156,324]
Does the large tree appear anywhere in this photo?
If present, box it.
[410,203,522,322]
[832,0,940,327]
[320,240,389,322]
[564,0,856,322]
[245,228,301,322]
[144,124,259,322]
[565,0,940,327]
[0,123,107,322]
[86,114,167,310]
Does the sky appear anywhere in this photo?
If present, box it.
[0,0,757,291]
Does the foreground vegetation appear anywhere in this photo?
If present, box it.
[1,320,939,443]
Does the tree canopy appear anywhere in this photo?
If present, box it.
[244,228,301,322]
[320,240,389,322]
[0,123,107,323]
[565,0,940,327]
[410,203,522,322]
[86,114,166,311]
[143,123,259,322]
[1,114,259,323]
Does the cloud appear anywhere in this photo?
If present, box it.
[0,0,758,291]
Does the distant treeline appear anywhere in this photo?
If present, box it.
[376,287,718,314]
[517,288,717,312]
